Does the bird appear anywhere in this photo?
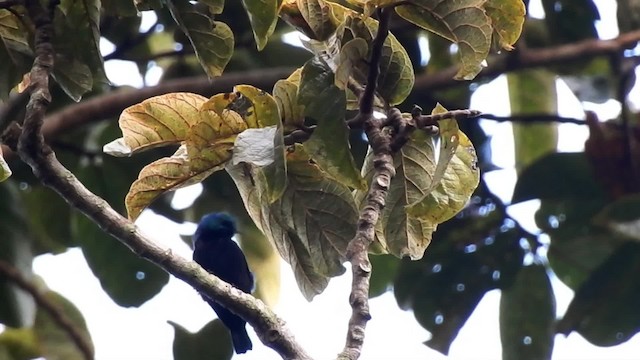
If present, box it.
[192,212,254,354]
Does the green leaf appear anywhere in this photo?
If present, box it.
[500,264,555,360]
[299,57,366,190]
[0,327,39,360]
[369,254,400,298]
[51,55,93,102]
[170,320,233,360]
[395,0,492,80]
[296,0,336,41]
[168,0,234,77]
[57,0,106,85]
[199,0,224,14]
[234,84,280,127]
[33,291,94,360]
[273,79,305,131]
[242,0,279,50]
[228,144,358,300]
[102,0,138,16]
[334,38,368,90]
[594,194,640,241]
[557,242,640,346]
[357,129,437,258]
[73,161,170,306]
[0,182,35,328]
[254,121,287,203]
[22,186,74,255]
[0,147,11,182]
[103,93,210,157]
[512,152,607,203]
[338,6,414,105]
[0,9,32,98]
[508,70,558,172]
[484,0,526,50]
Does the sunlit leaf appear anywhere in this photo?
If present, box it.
[500,264,555,360]
[254,121,287,203]
[170,320,233,360]
[167,0,234,77]
[34,291,94,360]
[0,147,11,182]
[0,327,40,360]
[125,146,221,220]
[296,0,336,40]
[103,93,209,157]
[232,127,278,167]
[395,0,493,80]
[242,0,280,50]
[235,84,281,127]
[273,79,305,130]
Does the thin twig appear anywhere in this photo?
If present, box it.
[0,260,94,360]
[340,7,393,360]
[479,113,585,125]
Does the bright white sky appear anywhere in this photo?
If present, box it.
[26,0,640,359]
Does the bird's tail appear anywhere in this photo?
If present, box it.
[231,328,253,354]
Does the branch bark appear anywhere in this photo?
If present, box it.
[6,3,311,359]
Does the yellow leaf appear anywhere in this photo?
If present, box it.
[0,147,11,182]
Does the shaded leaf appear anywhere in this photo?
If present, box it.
[22,186,74,255]
[508,69,558,172]
[334,37,367,90]
[200,0,224,14]
[299,57,365,190]
[34,291,94,360]
[73,161,170,306]
[51,56,93,102]
[170,320,233,360]
[0,183,35,328]
[273,79,305,130]
[237,223,281,306]
[58,0,106,84]
[500,264,555,360]
[0,9,32,98]
[242,0,279,50]
[296,0,335,41]
[557,242,640,346]
[369,254,400,298]
[594,194,640,241]
[103,93,209,156]
[168,0,234,77]
[512,152,607,203]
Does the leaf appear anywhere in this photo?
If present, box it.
[51,55,93,102]
[512,152,607,203]
[557,242,640,346]
[170,320,233,360]
[395,0,492,80]
[299,57,365,190]
[254,121,287,203]
[337,5,414,105]
[0,183,36,328]
[237,223,281,306]
[73,161,170,306]
[0,147,11,182]
[200,0,224,14]
[228,144,358,300]
[58,0,106,84]
[33,291,94,360]
[167,0,234,77]
[0,327,40,360]
[242,0,279,50]
[334,38,367,90]
[273,79,305,130]
[500,264,556,360]
[103,93,209,157]
[484,0,526,50]
[594,194,640,241]
[407,130,480,223]
[357,129,437,258]
[508,70,558,172]
[296,0,336,41]
[0,9,32,98]
[22,186,74,255]
[102,0,138,16]
[369,254,400,298]
[232,127,278,166]
[234,84,281,127]
[125,146,221,221]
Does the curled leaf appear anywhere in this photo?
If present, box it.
[0,147,11,182]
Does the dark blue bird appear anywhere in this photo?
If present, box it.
[192,213,254,354]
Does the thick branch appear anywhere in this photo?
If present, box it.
[0,260,94,360]
[9,3,310,359]
[340,8,393,360]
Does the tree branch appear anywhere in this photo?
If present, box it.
[6,3,311,359]
[0,260,94,360]
[340,8,394,360]
[479,113,585,125]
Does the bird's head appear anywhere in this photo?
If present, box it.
[195,212,237,240]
